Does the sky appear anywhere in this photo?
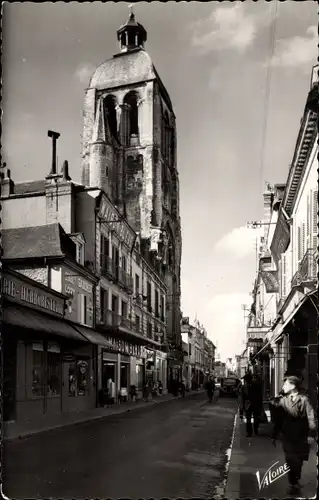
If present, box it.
[2,1,317,362]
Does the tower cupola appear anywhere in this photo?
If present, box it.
[117,8,147,53]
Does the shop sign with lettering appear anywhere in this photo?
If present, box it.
[1,271,64,317]
[98,196,135,249]
[62,266,94,327]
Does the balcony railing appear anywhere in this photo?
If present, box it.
[101,257,117,281]
[118,268,134,294]
[291,249,317,288]
[99,310,164,342]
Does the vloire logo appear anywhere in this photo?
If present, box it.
[256,461,290,490]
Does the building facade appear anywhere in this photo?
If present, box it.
[1,12,182,405]
[238,65,318,407]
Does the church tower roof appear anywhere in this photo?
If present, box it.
[116,8,147,53]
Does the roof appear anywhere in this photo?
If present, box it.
[14,180,46,195]
[90,49,156,90]
[89,49,173,112]
[2,223,76,260]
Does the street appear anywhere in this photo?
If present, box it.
[3,393,237,499]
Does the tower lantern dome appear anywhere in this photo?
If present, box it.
[117,10,147,53]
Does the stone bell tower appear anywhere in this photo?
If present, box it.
[81,8,182,346]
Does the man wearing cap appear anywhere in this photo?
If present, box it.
[271,375,316,495]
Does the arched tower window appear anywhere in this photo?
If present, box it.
[103,95,118,141]
[123,91,139,147]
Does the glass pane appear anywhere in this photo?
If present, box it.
[47,351,61,396]
[68,361,77,397]
[32,349,44,397]
[77,359,89,396]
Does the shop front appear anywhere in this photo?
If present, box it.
[2,269,97,425]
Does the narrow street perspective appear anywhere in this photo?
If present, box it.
[3,394,237,499]
[1,2,318,499]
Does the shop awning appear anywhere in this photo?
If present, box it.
[3,304,87,342]
[72,324,114,348]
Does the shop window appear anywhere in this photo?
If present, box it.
[32,343,44,397]
[47,344,61,397]
[120,363,129,387]
[136,364,144,390]
[77,359,89,396]
[68,358,89,397]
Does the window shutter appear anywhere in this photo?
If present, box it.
[297,226,302,263]
[312,190,318,252]
[301,222,306,259]
[306,193,311,246]
[282,254,287,297]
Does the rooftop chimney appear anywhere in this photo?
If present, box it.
[61,160,71,181]
[47,130,60,177]
[0,163,15,197]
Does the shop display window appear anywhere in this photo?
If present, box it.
[77,359,89,396]
[136,364,144,390]
[47,344,61,396]
[68,358,90,397]
[32,343,44,397]
[120,363,129,388]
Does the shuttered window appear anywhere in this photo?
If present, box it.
[312,190,318,252]
[297,226,302,263]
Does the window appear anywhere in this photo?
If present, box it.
[75,359,89,396]
[47,344,61,397]
[123,92,139,146]
[79,294,88,325]
[100,235,109,269]
[147,282,152,312]
[135,274,140,294]
[32,343,44,397]
[76,243,84,266]
[121,300,128,319]
[122,255,127,272]
[100,288,108,323]
[155,290,159,318]
[136,364,144,390]
[147,321,153,339]
[160,295,165,322]
[135,314,141,333]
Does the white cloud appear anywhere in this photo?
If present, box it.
[214,226,263,259]
[271,25,318,68]
[191,3,260,54]
[74,63,96,84]
[205,292,251,361]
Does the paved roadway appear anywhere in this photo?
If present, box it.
[3,393,237,499]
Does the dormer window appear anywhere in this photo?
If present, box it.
[69,232,86,267]
[76,242,84,266]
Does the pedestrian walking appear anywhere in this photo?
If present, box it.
[206,376,215,403]
[239,372,263,436]
[270,375,316,496]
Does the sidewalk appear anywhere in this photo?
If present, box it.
[225,411,317,499]
[4,389,205,443]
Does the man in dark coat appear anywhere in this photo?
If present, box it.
[271,375,316,495]
[206,377,215,403]
[239,372,263,436]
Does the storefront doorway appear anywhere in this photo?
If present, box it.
[102,361,116,388]
[3,336,17,422]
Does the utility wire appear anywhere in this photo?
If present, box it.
[258,0,279,196]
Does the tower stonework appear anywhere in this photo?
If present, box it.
[81,12,182,346]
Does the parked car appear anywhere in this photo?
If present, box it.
[219,377,241,397]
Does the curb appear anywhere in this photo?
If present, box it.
[4,390,206,443]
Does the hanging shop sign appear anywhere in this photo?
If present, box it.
[2,270,64,317]
[98,196,136,249]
